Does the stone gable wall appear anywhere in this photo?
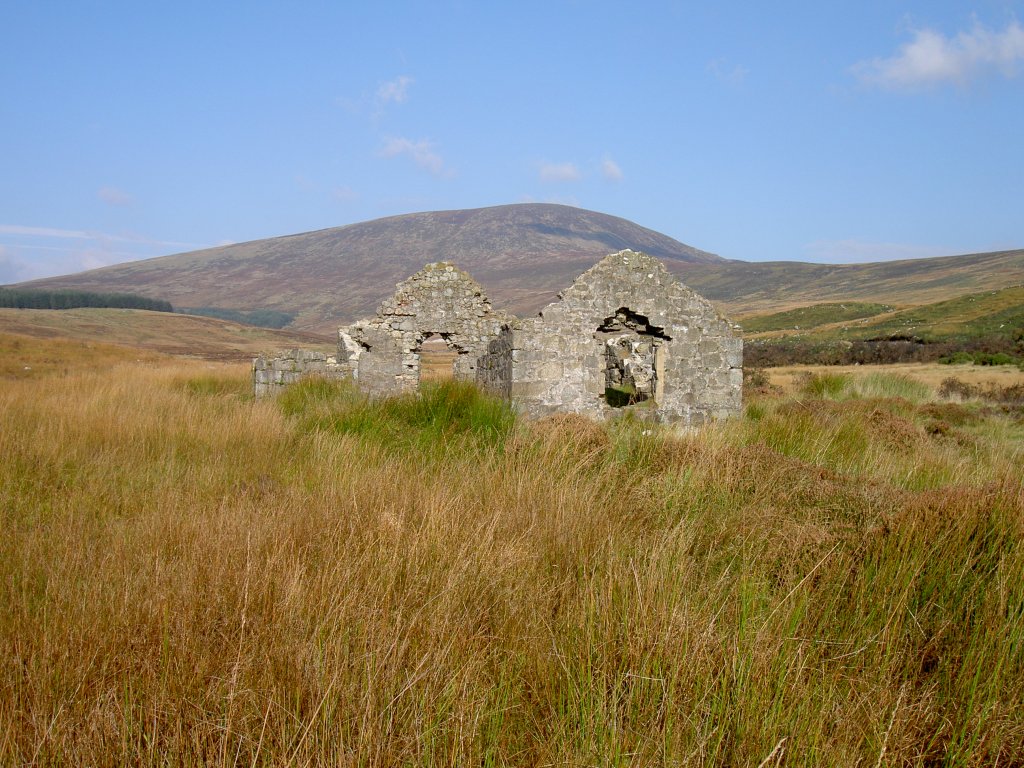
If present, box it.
[254,251,742,427]
[503,250,742,426]
[336,262,509,397]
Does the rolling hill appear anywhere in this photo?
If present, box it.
[14,203,1023,335]
[18,204,719,333]
[687,249,1024,316]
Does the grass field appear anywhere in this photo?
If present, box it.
[2,335,1023,765]
[740,286,1024,344]
[0,308,334,361]
[763,362,1024,394]
[738,302,893,335]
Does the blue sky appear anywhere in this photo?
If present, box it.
[2,1,1023,283]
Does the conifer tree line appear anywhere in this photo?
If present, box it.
[0,288,173,312]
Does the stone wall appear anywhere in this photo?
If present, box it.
[252,348,347,398]
[336,262,510,397]
[476,323,515,399]
[503,250,742,426]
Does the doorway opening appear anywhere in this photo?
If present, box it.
[417,333,459,383]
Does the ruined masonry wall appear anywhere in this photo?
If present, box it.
[252,349,347,398]
[476,324,515,398]
[336,262,509,397]
[254,251,742,428]
[506,250,742,426]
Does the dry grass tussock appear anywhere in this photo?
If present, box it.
[2,346,1024,766]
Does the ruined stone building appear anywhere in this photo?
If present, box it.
[253,250,742,427]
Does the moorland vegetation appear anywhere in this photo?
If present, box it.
[1,333,1023,765]
[742,286,1024,370]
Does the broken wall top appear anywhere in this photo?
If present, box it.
[536,249,736,335]
[359,260,510,337]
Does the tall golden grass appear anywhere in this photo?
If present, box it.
[2,342,1023,765]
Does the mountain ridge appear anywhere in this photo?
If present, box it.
[18,203,720,332]
[16,203,1023,334]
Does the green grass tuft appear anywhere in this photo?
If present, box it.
[849,372,933,402]
[283,378,516,456]
[800,371,850,399]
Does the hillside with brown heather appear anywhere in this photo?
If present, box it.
[16,203,1023,334]
[686,248,1024,316]
[19,204,720,333]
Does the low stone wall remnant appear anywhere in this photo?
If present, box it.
[252,348,347,398]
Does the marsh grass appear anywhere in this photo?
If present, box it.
[2,345,1023,765]
[798,371,932,403]
[280,378,516,457]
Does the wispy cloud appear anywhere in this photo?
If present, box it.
[0,223,204,250]
[376,75,413,106]
[98,186,133,206]
[803,238,949,264]
[0,224,214,282]
[0,243,131,282]
[707,58,749,85]
[539,162,581,183]
[600,157,623,182]
[379,137,451,177]
[332,185,358,202]
[0,224,92,240]
[0,245,21,283]
[853,20,1024,89]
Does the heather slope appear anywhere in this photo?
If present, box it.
[681,249,1024,315]
[16,203,1022,335]
[20,203,719,332]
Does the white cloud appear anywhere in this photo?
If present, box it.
[601,157,623,182]
[0,224,91,239]
[376,75,413,106]
[853,20,1024,89]
[379,137,450,177]
[0,244,125,282]
[0,223,204,250]
[707,58,749,85]
[332,185,358,202]
[98,186,133,206]
[539,162,581,183]
[802,238,949,264]
[0,224,214,282]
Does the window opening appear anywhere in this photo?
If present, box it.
[595,308,669,408]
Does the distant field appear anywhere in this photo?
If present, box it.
[2,337,1023,764]
[764,361,1024,394]
[741,286,1024,343]
[0,307,334,361]
[738,302,893,334]
[838,285,1024,342]
[681,248,1024,317]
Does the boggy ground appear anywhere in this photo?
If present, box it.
[1,336,1023,766]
